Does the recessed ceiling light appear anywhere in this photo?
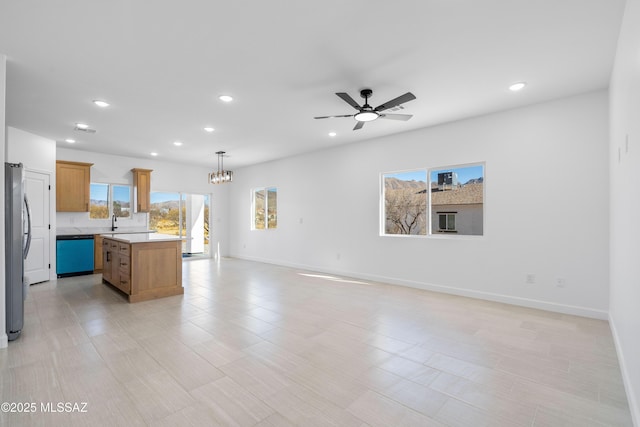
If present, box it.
[65,138,76,143]
[150,152,158,156]
[75,123,89,129]
[509,82,527,92]
[93,100,110,108]
[173,141,183,146]
[218,95,233,103]
[328,132,337,137]
[204,127,215,133]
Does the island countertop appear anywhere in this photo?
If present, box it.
[58,227,157,236]
[100,233,184,244]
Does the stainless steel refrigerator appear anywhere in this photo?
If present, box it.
[5,162,32,341]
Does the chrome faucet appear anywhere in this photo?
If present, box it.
[111,214,118,231]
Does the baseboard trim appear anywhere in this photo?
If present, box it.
[232,254,608,320]
[0,333,8,349]
[609,314,640,427]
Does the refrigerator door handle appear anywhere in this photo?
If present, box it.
[23,194,32,259]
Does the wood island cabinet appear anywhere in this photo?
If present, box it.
[131,168,152,213]
[94,235,103,272]
[102,234,182,303]
[56,160,93,212]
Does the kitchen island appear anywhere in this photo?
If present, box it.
[101,233,183,303]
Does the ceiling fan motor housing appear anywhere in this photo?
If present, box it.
[360,88,373,99]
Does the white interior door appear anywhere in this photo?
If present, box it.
[24,170,51,284]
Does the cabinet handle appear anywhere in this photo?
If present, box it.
[106,252,111,262]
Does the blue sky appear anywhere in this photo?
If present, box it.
[150,192,211,204]
[91,186,211,204]
[113,185,130,202]
[150,192,180,204]
[90,183,108,201]
[386,165,484,184]
[90,184,130,202]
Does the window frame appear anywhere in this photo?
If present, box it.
[251,186,278,230]
[437,212,457,233]
[380,162,485,238]
[90,182,133,220]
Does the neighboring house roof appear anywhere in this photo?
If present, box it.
[431,183,483,205]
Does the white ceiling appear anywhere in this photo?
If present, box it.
[0,1,626,170]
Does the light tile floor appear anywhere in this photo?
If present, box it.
[0,258,633,426]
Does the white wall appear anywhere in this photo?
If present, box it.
[56,148,230,256]
[229,90,610,319]
[609,0,640,424]
[1,53,7,348]
[7,127,56,172]
[6,127,57,281]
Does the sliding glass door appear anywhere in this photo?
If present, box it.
[149,192,210,258]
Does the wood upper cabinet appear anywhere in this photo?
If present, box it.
[56,160,93,212]
[132,168,152,213]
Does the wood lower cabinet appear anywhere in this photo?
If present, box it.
[102,236,182,302]
[102,239,118,284]
[56,160,93,212]
[94,235,103,272]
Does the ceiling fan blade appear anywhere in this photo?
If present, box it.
[336,92,361,110]
[353,121,365,130]
[314,114,354,119]
[379,113,413,121]
[374,92,416,112]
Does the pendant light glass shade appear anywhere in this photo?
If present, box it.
[208,151,233,184]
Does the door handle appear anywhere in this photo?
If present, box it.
[23,194,32,259]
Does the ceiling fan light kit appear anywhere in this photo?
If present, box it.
[314,88,416,130]
[354,111,379,122]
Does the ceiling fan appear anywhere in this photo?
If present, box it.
[314,88,416,130]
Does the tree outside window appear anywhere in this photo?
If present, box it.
[382,170,427,235]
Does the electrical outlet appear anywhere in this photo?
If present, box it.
[336,253,341,260]
[525,274,536,284]
[555,277,566,288]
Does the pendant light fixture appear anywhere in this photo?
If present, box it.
[208,151,233,184]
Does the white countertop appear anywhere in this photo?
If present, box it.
[57,227,157,236]
[101,233,184,244]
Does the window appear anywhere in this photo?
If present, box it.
[382,170,427,235]
[381,162,484,237]
[90,183,132,219]
[430,164,484,236]
[252,187,277,230]
[90,183,109,219]
[438,213,456,232]
[113,185,131,218]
